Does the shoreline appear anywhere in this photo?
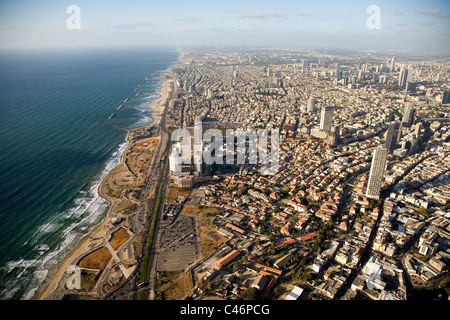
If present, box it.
[37,75,175,300]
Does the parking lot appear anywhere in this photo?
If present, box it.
[156,214,201,271]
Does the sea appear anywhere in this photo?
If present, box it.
[0,46,180,299]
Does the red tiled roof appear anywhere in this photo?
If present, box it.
[299,232,317,241]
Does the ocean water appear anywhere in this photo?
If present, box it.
[0,46,179,299]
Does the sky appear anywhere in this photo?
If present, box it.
[0,0,449,53]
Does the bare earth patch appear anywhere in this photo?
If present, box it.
[109,227,130,250]
[78,247,112,270]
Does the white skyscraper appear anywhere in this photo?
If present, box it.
[390,56,396,72]
[193,141,203,174]
[320,106,334,133]
[366,145,388,199]
[169,144,182,173]
[180,139,191,164]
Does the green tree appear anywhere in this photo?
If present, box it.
[301,272,315,282]
[239,287,261,300]
[418,207,428,216]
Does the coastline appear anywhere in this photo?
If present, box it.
[37,75,175,300]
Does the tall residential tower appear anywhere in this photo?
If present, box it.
[399,67,408,88]
[402,102,416,127]
[385,121,400,154]
[366,145,388,199]
[307,96,316,114]
[320,106,334,133]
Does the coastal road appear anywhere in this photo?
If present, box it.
[144,151,170,300]
[142,88,172,299]
[132,87,172,300]
[104,80,174,300]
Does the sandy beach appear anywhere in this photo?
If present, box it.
[147,78,174,126]
[38,76,174,300]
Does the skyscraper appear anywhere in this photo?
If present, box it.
[302,60,309,69]
[307,96,315,114]
[193,142,203,174]
[385,121,400,154]
[366,145,388,200]
[169,144,183,174]
[320,106,334,133]
[402,102,416,127]
[398,67,408,88]
[390,56,396,72]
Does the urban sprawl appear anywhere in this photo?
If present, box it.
[57,48,450,301]
[165,48,450,300]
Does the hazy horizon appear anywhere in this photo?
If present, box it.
[0,0,449,54]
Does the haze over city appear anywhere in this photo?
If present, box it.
[0,0,449,52]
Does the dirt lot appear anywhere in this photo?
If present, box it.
[78,247,112,270]
[165,187,191,204]
[109,227,130,250]
[155,270,193,300]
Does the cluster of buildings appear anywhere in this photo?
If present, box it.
[165,48,449,300]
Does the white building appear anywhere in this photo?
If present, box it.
[169,144,182,173]
[285,286,304,300]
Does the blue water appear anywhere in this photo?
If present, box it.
[0,46,179,299]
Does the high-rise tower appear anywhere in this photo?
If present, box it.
[390,56,396,72]
[385,121,400,154]
[402,102,416,127]
[307,96,316,114]
[366,145,388,200]
[398,67,408,88]
[320,106,334,133]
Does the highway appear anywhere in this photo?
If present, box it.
[135,86,172,300]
